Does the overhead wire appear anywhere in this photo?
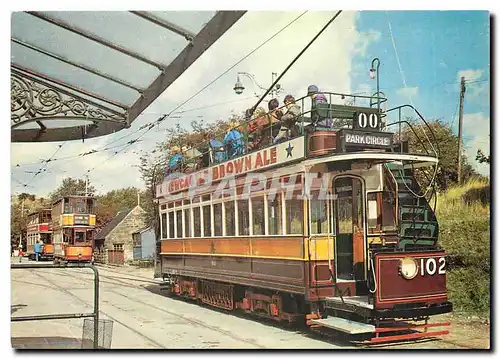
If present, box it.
[74,11,311,181]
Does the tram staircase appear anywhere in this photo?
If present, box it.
[387,165,439,249]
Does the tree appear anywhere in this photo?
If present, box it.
[48,177,96,202]
[94,187,148,229]
[10,193,47,240]
[476,149,490,165]
[399,119,478,190]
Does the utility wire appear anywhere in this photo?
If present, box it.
[71,11,311,180]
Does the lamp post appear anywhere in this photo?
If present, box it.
[233,72,282,99]
[370,58,381,112]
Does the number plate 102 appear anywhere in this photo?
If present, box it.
[421,257,446,276]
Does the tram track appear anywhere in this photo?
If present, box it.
[26,269,168,349]
[27,267,266,348]
[24,265,473,349]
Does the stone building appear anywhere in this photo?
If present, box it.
[94,205,147,265]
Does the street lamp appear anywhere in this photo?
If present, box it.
[370,57,381,112]
[233,72,282,98]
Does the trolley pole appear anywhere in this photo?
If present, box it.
[457,76,466,184]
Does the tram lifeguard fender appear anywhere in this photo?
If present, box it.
[43,244,54,255]
[64,246,93,261]
[374,251,448,309]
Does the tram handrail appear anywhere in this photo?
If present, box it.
[386,104,440,157]
[11,263,100,349]
[164,91,388,176]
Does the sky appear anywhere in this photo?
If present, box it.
[9,10,491,197]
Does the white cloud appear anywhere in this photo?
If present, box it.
[456,68,489,104]
[396,86,419,98]
[352,29,381,57]
[11,11,379,196]
[462,112,490,177]
[457,69,483,82]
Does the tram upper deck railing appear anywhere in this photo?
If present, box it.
[162,91,438,178]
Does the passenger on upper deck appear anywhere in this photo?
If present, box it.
[267,98,283,138]
[165,146,183,175]
[274,95,301,144]
[224,120,245,159]
[307,85,333,129]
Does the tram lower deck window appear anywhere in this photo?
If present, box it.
[193,207,201,237]
[161,213,167,239]
[238,200,250,236]
[203,205,212,237]
[286,199,304,235]
[184,208,191,237]
[310,191,328,235]
[168,212,175,239]
[213,203,223,236]
[176,210,183,238]
[267,195,282,235]
[251,197,265,236]
[224,201,235,236]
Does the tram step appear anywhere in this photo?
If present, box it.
[310,317,375,335]
[395,176,415,186]
[400,221,438,238]
[400,206,427,221]
[399,237,437,248]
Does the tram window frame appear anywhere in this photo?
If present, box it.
[267,192,283,236]
[367,192,380,232]
[213,202,223,237]
[176,209,183,239]
[237,198,250,236]
[183,206,192,238]
[251,196,265,236]
[223,200,236,237]
[193,206,202,237]
[161,212,168,239]
[168,211,175,239]
[285,192,304,235]
[310,190,330,235]
[202,199,212,237]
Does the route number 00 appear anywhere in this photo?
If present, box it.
[420,257,446,276]
[357,113,379,129]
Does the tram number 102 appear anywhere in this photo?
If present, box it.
[421,257,446,276]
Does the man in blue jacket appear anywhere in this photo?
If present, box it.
[34,240,42,261]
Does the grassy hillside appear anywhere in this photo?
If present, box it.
[436,178,490,319]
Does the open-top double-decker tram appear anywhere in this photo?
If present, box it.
[51,195,96,263]
[155,90,452,344]
[26,209,53,260]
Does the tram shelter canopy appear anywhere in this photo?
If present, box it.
[11,11,246,142]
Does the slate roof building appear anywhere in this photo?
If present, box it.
[94,205,147,265]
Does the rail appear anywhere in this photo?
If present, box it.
[385,104,440,157]
[11,263,100,349]
[163,91,388,176]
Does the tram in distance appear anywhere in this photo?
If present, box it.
[155,89,452,344]
[25,209,54,260]
[51,195,96,263]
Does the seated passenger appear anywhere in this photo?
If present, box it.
[267,98,282,139]
[274,94,301,144]
[247,107,269,151]
[307,84,333,129]
[165,146,183,175]
[209,139,227,164]
[224,122,245,159]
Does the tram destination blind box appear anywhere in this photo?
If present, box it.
[336,129,393,152]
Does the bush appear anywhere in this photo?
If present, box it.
[436,179,490,318]
[447,267,490,317]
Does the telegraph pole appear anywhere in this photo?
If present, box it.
[85,175,89,196]
[457,76,466,183]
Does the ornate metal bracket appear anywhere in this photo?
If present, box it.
[11,71,126,130]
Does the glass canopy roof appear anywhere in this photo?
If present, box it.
[11,11,245,142]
